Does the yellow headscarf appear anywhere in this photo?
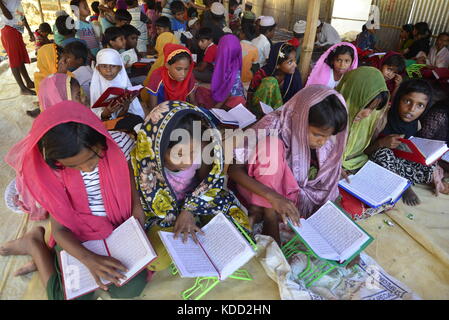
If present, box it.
[141,32,180,104]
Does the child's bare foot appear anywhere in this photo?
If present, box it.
[402,188,420,206]
[14,260,37,276]
[20,88,36,96]
[0,226,45,256]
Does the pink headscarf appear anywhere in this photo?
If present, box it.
[251,85,349,216]
[306,42,358,87]
[5,101,132,242]
[38,73,73,110]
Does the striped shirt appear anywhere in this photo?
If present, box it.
[81,131,134,217]
[76,20,100,57]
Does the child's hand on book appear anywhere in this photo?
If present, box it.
[267,192,301,226]
[84,254,128,290]
[378,134,404,149]
[173,210,205,244]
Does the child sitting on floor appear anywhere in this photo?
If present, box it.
[34,23,53,55]
[371,52,406,98]
[306,42,358,88]
[146,44,197,111]
[70,0,101,57]
[417,32,449,81]
[1,102,148,300]
[102,26,127,51]
[238,24,259,83]
[56,15,88,48]
[121,24,148,86]
[169,1,187,32]
[193,27,217,83]
[90,48,145,131]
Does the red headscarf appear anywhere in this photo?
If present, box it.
[5,101,132,242]
[160,43,195,101]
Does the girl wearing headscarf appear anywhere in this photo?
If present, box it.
[306,42,358,89]
[146,43,197,111]
[229,85,349,244]
[1,102,147,300]
[141,31,180,104]
[369,51,406,98]
[337,67,390,172]
[131,100,251,271]
[247,42,302,117]
[90,48,145,131]
[366,80,449,206]
[195,34,246,109]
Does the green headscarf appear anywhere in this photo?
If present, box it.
[336,67,389,171]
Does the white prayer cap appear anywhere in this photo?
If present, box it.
[260,16,275,27]
[211,2,225,16]
[188,17,199,28]
[293,20,306,34]
[317,19,322,27]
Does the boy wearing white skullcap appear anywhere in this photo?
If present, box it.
[251,15,276,67]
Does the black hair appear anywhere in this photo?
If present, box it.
[121,24,141,38]
[156,16,171,30]
[165,113,206,150]
[69,0,84,9]
[91,1,100,14]
[198,27,213,41]
[38,22,52,34]
[276,43,296,65]
[259,25,276,35]
[438,32,449,39]
[240,24,256,41]
[308,94,348,135]
[392,79,433,112]
[204,0,216,7]
[144,0,156,10]
[365,91,389,110]
[402,24,414,37]
[39,122,107,170]
[115,9,132,22]
[167,51,192,65]
[170,0,186,15]
[187,7,198,18]
[414,22,432,39]
[63,41,89,65]
[125,0,137,6]
[293,31,304,39]
[362,24,367,32]
[211,12,225,22]
[325,45,354,67]
[382,54,406,74]
[102,26,125,46]
[244,3,253,10]
[56,15,77,36]
[155,1,162,13]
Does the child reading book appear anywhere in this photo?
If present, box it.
[247,42,302,118]
[145,44,197,111]
[196,34,246,110]
[1,102,148,300]
[418,32,449,81]
[229,85,348,244]
[144,0,159,47]
[90,48,145,130]
[306,42,358,88]
[34,23,53,55]
[365,79,449,205]
[193,27,217,83]
[102,26,127,51]
[70,0,101,57]
[130,100,250,271]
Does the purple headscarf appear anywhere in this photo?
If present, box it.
[211,34,242,102]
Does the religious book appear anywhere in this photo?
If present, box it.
[394,136,449,166]
[209,104,257,128]
[259,101,274,115]
[442,151,449,163]
[91,85,144,109]
[159,213,256,281]
[121,48,139,66]
[59,216,157,300]
[288,201,373,264]
[338,160,411,208]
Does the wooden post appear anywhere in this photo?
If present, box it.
[58,0,62,11]
[37,0,44,23]
[288,0,296,30]
[299,0,321,84]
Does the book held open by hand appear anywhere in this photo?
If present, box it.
[209,104,257,128]
[338,160,411,208]
[59,217,157,300]
[91,85,144,109]
[394,136,449,166]
[159,213,256,281]
[288,201,373,264]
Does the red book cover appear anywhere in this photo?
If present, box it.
[393,138,427,165]
[91,86,143,109]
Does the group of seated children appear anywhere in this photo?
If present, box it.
[2,3,449,301]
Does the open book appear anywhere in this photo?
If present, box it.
[289,201,373,264]
[442,151,449,163]
[91,85,144,109]
[59,217,157,300]
[338,160,411,208]
[159,213,256,281]
[259,101,274,115]
[209,104,257,128]
[394,136,449,166]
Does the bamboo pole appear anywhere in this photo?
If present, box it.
[37,0,44,23]
[288,0,296,30]
[299,0,321,84]
[58,0,62,11]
